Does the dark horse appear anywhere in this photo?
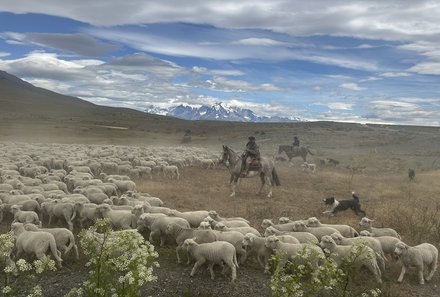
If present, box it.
[220,145,280,198]
[278,145,313,162]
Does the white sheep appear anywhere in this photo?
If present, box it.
[11,205,41,227]
[307,217,358,238]
[319,235,382,284]
[165,223,217,264]
[11,222,63,268]
[167,209,209,228]
[24,223,79,260]
[204,216,249,229]
[183,238,239,282]
[359,217,401,239]
[198,221,212,230]
[96,204,136,229]
[292,221,340,240]
[359,230,402,259]
[264,226,319,244]
[330,232,386,272]
[148,216,190,246]
[215,222,261,236]
[212,229,247,263]
[394,241,438,285]
[208,210,249,224]
[108,178,136,195]
[265,235,324,273]
[163,165,180,180]
[261,219,299,232]
[301,162,316,173]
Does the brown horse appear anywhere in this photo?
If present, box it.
[219,145,280,198]
[278,145,313,162]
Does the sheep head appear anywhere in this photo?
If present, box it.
[261,219,273,229]
[278,217,290,224]
[292,221,307,232]
[264,235,280,249]
[319,235,336,251]
[330,232,344,244]
[393,242,408,260]
[306,217,320,227]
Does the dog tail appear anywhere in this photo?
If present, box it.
[352,191,360,201]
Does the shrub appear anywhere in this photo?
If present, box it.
[66,219,158,297]
[269,242,381,297]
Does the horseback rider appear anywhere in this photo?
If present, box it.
[293,136,300,147]
[241,136,260,176]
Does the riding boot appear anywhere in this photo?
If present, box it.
[240,158,248,177]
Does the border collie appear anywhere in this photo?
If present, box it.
[323,192,366,216]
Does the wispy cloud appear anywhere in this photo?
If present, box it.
[340,83,367,91]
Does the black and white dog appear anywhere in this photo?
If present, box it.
[323,192,366,216]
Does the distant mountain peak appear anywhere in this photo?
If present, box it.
[145,102,304,123]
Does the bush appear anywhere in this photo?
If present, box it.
[269,242,381,297]
[66,219,159,297]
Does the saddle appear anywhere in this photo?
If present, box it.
[248,159,261,171]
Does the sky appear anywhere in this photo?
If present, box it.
[0,1,440,126]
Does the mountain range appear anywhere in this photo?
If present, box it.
[145,102,304,122]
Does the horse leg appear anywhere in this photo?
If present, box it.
[230,176,239,197]
[257,173,265,195]
[265,175,273,198]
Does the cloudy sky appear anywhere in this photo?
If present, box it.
[1,1,440,126]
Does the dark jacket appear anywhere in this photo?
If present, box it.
[245,141,260,158]
[293,137,300,147]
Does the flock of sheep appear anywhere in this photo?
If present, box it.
[0,141,438,288]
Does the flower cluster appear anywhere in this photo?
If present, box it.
[67,219,158,297]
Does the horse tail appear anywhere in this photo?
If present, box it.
[272,168,281,186]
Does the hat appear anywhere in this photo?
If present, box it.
[248,136,256,140]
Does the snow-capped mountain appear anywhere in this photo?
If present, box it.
[145,102,304,123]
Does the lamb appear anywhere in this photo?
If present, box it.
[163,165,180,180]
[215,222,261,236]
[359,217,401,239]
[360,230,402,259]
[204,216,249,229]
[96,204,136,229]
[394,241,438,285]
[167,209,209,228]
[307,217,358,238]
[319,235,382,283]
[292,221,340,240]
[11,222,63,268]
[183,238,238,282]
[264,226,318,244]
[208,210,249,224]
[265,235,324,272]
[330,232,386,272]
[261,219,299,232]
[165,223,217,264]
[24,223,79,260]
[10,205,41,227]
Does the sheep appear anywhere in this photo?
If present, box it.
[74,202,98,228]
[292,221,340,241]
[394,241,438,285]
[265,235,324,273]
[107,178,136,195]
[215,222,261,236]
[10,205,41,227]
[165,223,217,264]
[148,216,190,246]
[204,216,249,229]
[261,219,299,232]
[359,217,401,239]
[167,209,209,228]
[307,217,358,238]
[96,204,136,230]
[301,162,316,173]
[136,213,166,232]
[319,235,382,284]
[330,232,386,272]
[198,221,212,230]
[242,233,300,270]
[143,204,171,215]
[24,223,79,260]
[11,222,63,268]
[50,201,78,231]
[163,165,180,180]
[212,229,247,263]
[183,238,238,282]
[208,210,249,224]
[264,226,318,244]
[12,199,41,214]
[359,230,402,259]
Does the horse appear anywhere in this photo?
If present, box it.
[219,145,280,198]
[278,145,313,162]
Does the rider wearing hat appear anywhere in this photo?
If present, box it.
[241,136,260,176]
[293,136,300,147]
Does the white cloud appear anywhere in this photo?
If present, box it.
[192,66,244,76]
[204,76,283,92]
[233,38,287,46]
[0,52,10,57]
[340,83,367,91]
[380,72,411,77]
[326,102,353,110]
[359,76,381,82]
